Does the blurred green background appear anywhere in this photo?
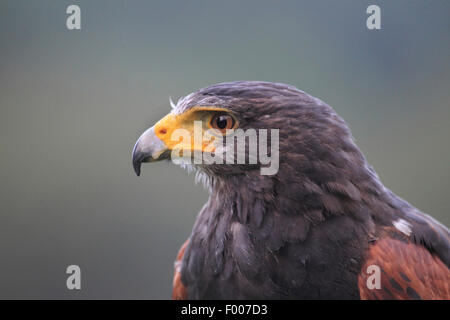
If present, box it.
[0,0,449,299]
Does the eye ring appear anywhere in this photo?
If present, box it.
[210,113,237,133]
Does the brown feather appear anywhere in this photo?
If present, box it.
[359,237,450,300]
[172,239,189,300]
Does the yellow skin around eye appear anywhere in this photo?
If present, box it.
[154,106,236,153]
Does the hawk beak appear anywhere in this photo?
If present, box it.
[132,126,170,176]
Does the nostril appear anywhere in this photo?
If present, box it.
[159,128,167,134]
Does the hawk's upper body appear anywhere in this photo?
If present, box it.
[132,81,450,299]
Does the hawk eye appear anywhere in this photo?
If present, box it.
[210,113,236,133]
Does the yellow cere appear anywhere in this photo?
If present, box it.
[154,106,233,153]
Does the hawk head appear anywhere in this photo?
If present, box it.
[132,81,368,191]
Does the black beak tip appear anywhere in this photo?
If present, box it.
[132,148,143,177]
[133,154,143,176]
[133,160,141,176]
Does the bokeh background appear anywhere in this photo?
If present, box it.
[0,0,449,299]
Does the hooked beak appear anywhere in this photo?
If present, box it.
[132,126,170,176]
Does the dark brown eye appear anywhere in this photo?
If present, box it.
[210,113,236,133]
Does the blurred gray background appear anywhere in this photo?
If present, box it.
[0,0,449,299]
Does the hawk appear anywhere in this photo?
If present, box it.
[132,81,450,299]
